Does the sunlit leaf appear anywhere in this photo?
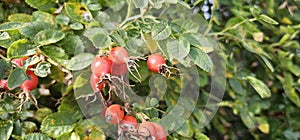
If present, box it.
[35,29,65,46]
[23,133,51,140]
[0,120,13,140]
[0,22,22,31]
[25,0,56,10]
[246,76,271,98]
[7,39,36,59]
[278,73,300,107]
[259,14,279,25]
[8,14,32,22]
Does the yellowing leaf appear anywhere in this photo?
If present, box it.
[258,123,270,134]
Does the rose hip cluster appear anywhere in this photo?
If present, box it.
[0,57,39,110]
[90,47,172,139]
[104,104,167,140]
[90,46,171,101]
[90,46,169,90]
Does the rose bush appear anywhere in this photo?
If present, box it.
[0,0,299,139]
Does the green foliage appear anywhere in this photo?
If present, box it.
[0,0,299,140]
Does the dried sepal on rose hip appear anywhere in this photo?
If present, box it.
[109,46,144,81]
[147,53,178,77]
[105,104,125,125]
[118,115,139,139]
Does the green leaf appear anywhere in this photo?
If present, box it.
[92,33,111,48]
[165,0,178,4]
[35,29,65,46]
[57,34,84,55]
[66,53,94,71]
[182,33,214,53]
[151,23,171,40]
[74,119,106,140]
[239,107,255,129]
[176,120,194,138]
[259,14,279,25]
[23,133,51,140]
[40,45,69,66]
[125,38,145,56]
[55,14,70,25]
[246,76,271,98]
[8,14,32,22]
[86,2,102,11]
[7,67,27,90]
[195,132,209,140]
[143,33,158,53]
[189,47,213,72]
[167,38,190,60]
[73,72,89,89]
[0,30,22,48]
[260,55,274,72]
[49,65,65,83]
[0,22,22,31]
[110,31,126,47]
[256,117,270,134]
[7,39,36,59]
[32,11,54,24]
[19,21,51,39]
[279,73,300,107]
[0,59,11,79]
[41,112,78,138]
[83,27,111,48]
[69,22,84,30]
[0,120,13,140]
[34,62,51,77]
[133,0,148,8]
[65,2,92,23]
[36,108,53,122]
[25,0,56,10]
[229,78,243,95]
[103,0,125,11]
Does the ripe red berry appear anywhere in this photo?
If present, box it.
[90,73,106,92]
[147,54,166,73]
[105,104,125,125]
[109,47,129,64]
[20,70,38,92]
[138,122,167,140]
[120,115,138,129]
[0,79,9,91]
[111,63,128,76]
[11,57,29,67]
[91,56,112,77]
